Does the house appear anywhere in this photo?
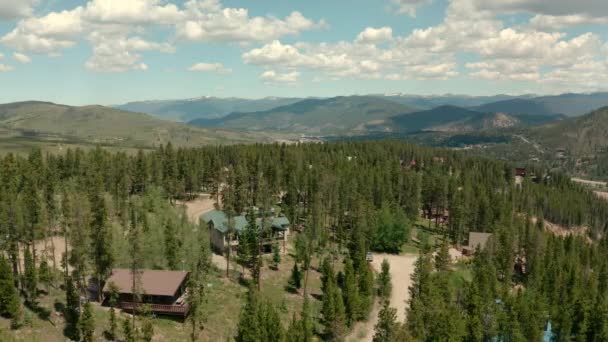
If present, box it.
[462,232,492,255]
[103,269,189,317]
[201,210,290,254]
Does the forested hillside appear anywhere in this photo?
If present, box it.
[0,141,607,340]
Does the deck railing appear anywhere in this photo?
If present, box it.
[119,301,189,316]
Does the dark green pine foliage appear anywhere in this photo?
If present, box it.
[373,301,400,342]
[79,301,95,342]
[89,174,114,301]
[342,256,360,325]
[0,256,21,325]
[64,276,80,341]
[22,248,37,305]
[236,288,283,342]
[377,259,392,300]
[289,261,302,291]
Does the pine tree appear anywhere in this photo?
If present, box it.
[271,243,281,270]
[373,301,400,342]
[79,302,95,342]
[434,241,452,272]
[90,174,114,302]
[187,221,211,342]
[164,219,179,270]
[235,288,261,342]
[123,317,135,342]
[64,276,80,340]
[342,257,360,325]
[141,304,155,342]
[258,300,284,342]
[0,256,21,324]
[289,261,302,291]
[23,247,37,305]
[106,282,119,341]
[377,259,392,300]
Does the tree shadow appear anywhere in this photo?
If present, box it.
[24,301,53,325]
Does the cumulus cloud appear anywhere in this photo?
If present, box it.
[0,64,13,72]
[175,6,324,42]
[530,14,608,30]
[188,62,232,74]
[83,0,183,25]
[391,0,432,17]
[85,32,173,72]
[0,0,323,71]
[355,27,393,44]
[13,52,31,63]
[243,29,459,81]
[260,70,300,84]
[0,7,83,54]
[0,0,37,20]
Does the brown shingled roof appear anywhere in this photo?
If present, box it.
[103,269,189,297]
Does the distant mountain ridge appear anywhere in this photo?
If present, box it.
[189,96,417,135]
[115,96,305,122]
[0,101,274,149]
[189,96,565,136]
[116,92,608,124]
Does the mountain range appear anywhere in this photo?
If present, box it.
[117,92,608,124]
[0,101,277,153]
[115,96,304,122]
[187,96,566,136]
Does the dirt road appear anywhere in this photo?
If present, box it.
[347,253,418,341]
[179,193,217,224]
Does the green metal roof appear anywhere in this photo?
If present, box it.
[201,210,290,234]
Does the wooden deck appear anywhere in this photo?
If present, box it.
[119,301,189,317]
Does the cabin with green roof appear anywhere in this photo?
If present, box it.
[201,210,290,253]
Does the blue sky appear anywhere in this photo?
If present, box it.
[0,0,607,105]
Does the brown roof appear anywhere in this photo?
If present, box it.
[103,269,189,297]
[468,232,492,250]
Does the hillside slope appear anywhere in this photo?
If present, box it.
[115,97,304,122]
[0,101,273,150]
[531,106,608,155]
[189,96,417,135]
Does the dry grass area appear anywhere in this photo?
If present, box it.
[17,236,70,272]
[594,191,608,201]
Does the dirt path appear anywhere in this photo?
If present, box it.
[347,253,418,341]
[179,193,217,224]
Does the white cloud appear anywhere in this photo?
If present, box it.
[0,64,13,71]
[355,27,393,44]
[85,32,173,72]
[530,14,608,30]
[391,0,432,17]
[472,0,608,18]
[188,62,232,74]
[83,0,183,25]
[0,0,37,20]
[13,52,31,63]
[260,70,300,84]
[0,0,324,72]
[0,8,83,54]
[176,6,324,42]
